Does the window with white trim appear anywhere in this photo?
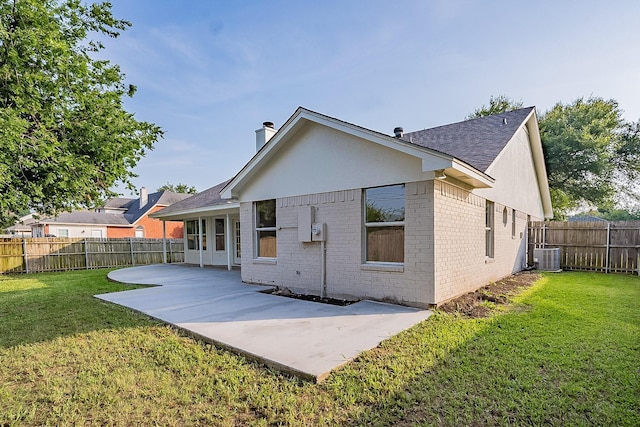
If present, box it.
[186,219,206,250]
[485,201,494,258]
[364,184,405,263]
[57,228,69,238]
[255,200,276,258]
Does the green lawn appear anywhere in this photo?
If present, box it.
[0,270,638,426]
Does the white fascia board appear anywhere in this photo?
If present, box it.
[150,203,240,220]
[449,159,494,188]
[526,113,553,219]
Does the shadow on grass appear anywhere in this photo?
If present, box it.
[337,273,640,426]
[0,269,157,349]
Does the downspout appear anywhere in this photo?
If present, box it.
[225,213,232,270]
[198,216,203,268]
[162,221,167,264]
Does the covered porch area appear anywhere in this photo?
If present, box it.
[149,183,241,270]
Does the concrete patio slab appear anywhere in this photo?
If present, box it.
[97,264,432,381]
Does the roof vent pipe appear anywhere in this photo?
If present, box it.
[394,127,404,138]
[502,118,508,125]
[255,121,277,152]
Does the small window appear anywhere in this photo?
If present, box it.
[215,218,225,251]
[512,209,517,238]
[186,219,207,250]
[255,200,276,258]
[135,226,144,238]
[485,201,494,258]
[58,228,69,238]
[364,184,405,263]
[502,207,508,225]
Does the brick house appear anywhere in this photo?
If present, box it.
[31,189,191,239]
[153,107,552,307]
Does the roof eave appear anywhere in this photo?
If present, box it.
[150,202,241,220]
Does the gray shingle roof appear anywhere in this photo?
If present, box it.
[403,107,534,172]
[43,211,131,225]
[103,197,135,209]
[155,180,236,215]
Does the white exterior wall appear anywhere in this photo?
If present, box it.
[476,125,546,219]
[240,183,435,307]
[237,123,447,201]
[48,225,106,238]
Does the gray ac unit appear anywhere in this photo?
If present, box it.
[533,248,561,271]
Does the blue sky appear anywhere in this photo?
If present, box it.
[102,0,640,196]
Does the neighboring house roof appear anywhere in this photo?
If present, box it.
[6,214,37,232]
[41,211,131,226]
[403,107,535,172]
[35,191,191,227]
[103,197,135,210]
[150,180,239,220]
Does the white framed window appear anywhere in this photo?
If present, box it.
[485,201,494,258]
[186,219,206,250]
[255,200,276,258]
[364,184,405,263]
[57,228,69,238]
[215,218,225,251]
[135,226,144,238]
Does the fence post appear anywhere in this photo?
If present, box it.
[637,253,639,277]
[130,237,135,266]
[22,238,29,274]
[84,238,89,269]
[542,222,546,249]
[605,222,611,274]
[168,240,173,264]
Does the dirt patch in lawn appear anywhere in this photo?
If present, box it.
[438,271,540,318]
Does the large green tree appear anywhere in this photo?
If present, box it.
[541,97,640,217]
[0,0,162,226]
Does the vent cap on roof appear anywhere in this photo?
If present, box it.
[394,127,403,138]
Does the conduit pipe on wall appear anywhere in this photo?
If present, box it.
[320,240,327,298]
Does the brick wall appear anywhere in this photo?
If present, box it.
[433,180,534,303]
[240,180,537,307]
[107,206,184,238]
[240,184,436,307]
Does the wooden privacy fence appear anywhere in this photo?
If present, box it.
[0,238,184,274]
[528,221,640,274]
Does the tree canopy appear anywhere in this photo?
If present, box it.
[466,95,524,119]
[157,182,197,194]
[0,0,162,226]
[469,95,640,219]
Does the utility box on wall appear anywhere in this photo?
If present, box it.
[298,206,313,242]
[311,223,326,242]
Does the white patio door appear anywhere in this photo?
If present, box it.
[233,220,241,265]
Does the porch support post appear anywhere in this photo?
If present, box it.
[225,213,232,270]
[162,221,167,264]
[198,216,203,268]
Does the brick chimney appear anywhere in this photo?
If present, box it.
[139,187,148,209]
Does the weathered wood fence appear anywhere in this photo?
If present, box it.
[0,238,184,274]
[528,221,640,274]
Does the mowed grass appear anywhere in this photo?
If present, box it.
[0,270,638,426]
